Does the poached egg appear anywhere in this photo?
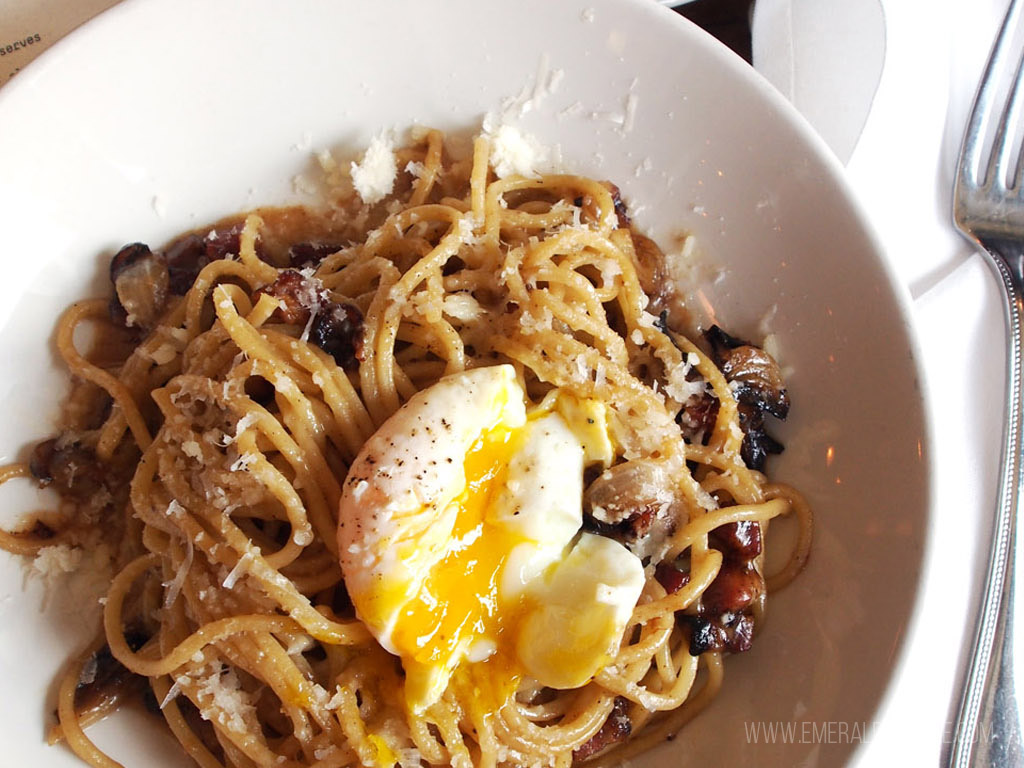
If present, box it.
[337,365,644,712]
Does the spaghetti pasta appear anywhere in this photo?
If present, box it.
[1,127,811,768]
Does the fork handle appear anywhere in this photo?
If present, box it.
[947,237,1024,767]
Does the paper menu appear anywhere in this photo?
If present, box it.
[0,0,120,83]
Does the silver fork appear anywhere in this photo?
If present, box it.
[950,0,1024,764]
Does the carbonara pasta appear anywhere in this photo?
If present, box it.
[0,127,811,768]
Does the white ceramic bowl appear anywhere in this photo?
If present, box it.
[0,0,930,766]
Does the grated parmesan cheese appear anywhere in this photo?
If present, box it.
[195,664,257,733]
[491,53,565,124]
[405,160,426,179]
[181,440,203,460]
[351,134,398,204]
[222,551,254,589]
[233,415,258,438]
[442,293,483,322]
[657,346,706,406]
[483,122,549,179]
[162,535,194,608]
[637,310,659,329]
[160,676,187,709]
[300,306,319,343]
[456,212,482,245]
[79,654,98,686]
[599,257,621,285]
[32,544,81,579]
[286,634,315,656]
[622,88,639,134]
[147,342,178,366]
[325,686,345,711]
[315,746,340,761]
[518,307,554,334]
[229,453,256,472]
[559,101,584,120]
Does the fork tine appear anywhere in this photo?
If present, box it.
[1009,63,1024,192]
[994,39,1024,189]
[962,0,1024,188]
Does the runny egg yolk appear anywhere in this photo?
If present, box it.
[336,365,645,714]
[390,425,529,704]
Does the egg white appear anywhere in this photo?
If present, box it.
[337,365,644,711]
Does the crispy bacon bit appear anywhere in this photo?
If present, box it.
[710,521,762,562]
[704,325,789,418]
[310,302,364,371]
[204,225,247,260]
[108,243,170,329]
[702,325,789,471]
[680,615,728,656]
[28,439,58,485]
[255,270,322,325]
[654,560,690,594]
[29,439,104,500]
[681,612,754,656]
[162,235,209,295]
[700,560,762,616]
[573,697,632,762]
[704,524,765,622]
[251,270,364,370]
[726,613,755,653]
[250,268,364,370]
[163,224,252,295]
[675,520,766,657]
[288,242,341,270]
[678,388,719,444]
[737,404,785,470]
